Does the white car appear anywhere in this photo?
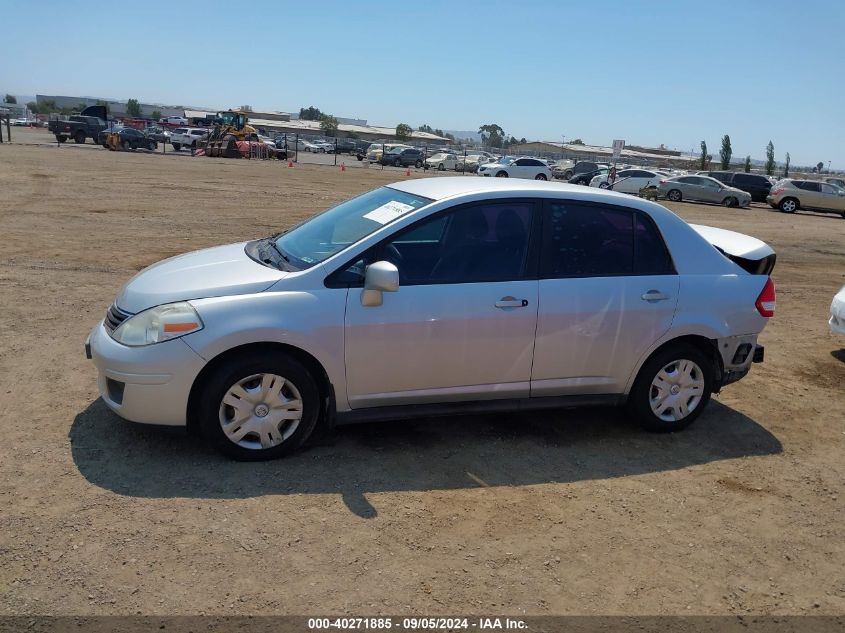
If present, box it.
[171,127,209,151]
[477,157,552,180]
[425,153,458,171]
[12,118,32,126]
[831,286,845,336]
[311,141,335,153]
[164,116,188,125]
[590,168,668,194]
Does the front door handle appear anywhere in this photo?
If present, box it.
[495,296,529,309]
[641,290,669,302]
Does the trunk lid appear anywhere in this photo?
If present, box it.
[690,224,776,275]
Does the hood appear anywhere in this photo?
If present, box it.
[115,242,286,314]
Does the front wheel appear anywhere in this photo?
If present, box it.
[722,196,738,208]
[415,160,422,168]
[598,182,610,189]
[779,197,798,213]
[534,173,548,181]
[198,352,320,460]
[628,344,713,433]
[172,143,181,151]
[667,189,682,202]
[148,140,156,151]
[394,159,402,167]
[121,140,131,151]
[74,131,86,144]
[495,171,509,178]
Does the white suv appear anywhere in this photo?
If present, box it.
[171,128,209,151]
[86,178,776,460]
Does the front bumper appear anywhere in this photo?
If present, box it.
[830,297,845,335]
[86,321,206,426]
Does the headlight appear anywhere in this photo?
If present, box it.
[111,301,203,346]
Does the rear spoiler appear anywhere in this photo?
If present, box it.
[690,224,776,275]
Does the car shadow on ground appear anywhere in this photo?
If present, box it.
[831,349,845,363]
[70,399,781,518]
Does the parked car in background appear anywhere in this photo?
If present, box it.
[164,116,188,125]
[766,179,845,217]
[706,171,772,202]
[110,127,157,151]
[830,285,845,336]
[144,127,171,143]
[590,168,666,194]
[659,175,752,207]
[12,118,32,126]
[824,177,845,190]
[332,139,358,154]
[365,143,410,163]
[47,105,110,144]
[85,177,776,460]
[311,140,335,153]
[478,157,552,180]
[380,147,424,168]
[551,159,576,180]
[569,167,610,186]
[171,128,209,151]
[425,152,458,171]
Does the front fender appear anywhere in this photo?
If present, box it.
[182,289,349,409]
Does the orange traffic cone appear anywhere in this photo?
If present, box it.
[405,167,411,176]
[340,162,346,172]
[288,160,294,167]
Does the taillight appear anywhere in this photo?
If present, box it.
[755,277,776,317]
[771,187,784,195]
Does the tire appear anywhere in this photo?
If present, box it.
[121,140,131,151]
[495,171,509,178]
[563,170,573,179]
[667,189,682,202]
[628,343,714,433]
[779,197,798,213]
[437,163,444,171]
[415,160,422,168]
[56,135,67,144]
[198,351,320,461]
[598,182,610,189]
[148,140,156,151]
[191,141,197,149]
[172,143,181,151]
[394,158,402,167]
[722,196,738,208]
[74,131,86,144]
[535,173,548,181]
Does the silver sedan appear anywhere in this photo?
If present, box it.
[87,178,775,460]
[659,175,752,207]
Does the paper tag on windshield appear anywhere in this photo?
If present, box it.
[363,201,415,225]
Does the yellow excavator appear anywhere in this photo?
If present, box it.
[204,110,258,158]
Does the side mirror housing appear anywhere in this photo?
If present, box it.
[361,261,399,307]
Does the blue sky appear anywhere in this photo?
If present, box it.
[3,0,844,167]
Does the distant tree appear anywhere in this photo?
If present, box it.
[444,132,455,141]
[395,123,413,139]
[520,137,527,144]
[744,155,751,172]
[4,94,16,104]
[817,161,825,173]
[96,100,109,108]
[319,114,339,136]
[299,106,322,121]
[38,99,57,114]
[478,123,505,148]
[239,105,253,112]
[126,98,142,118]
[570,138,584,145]
[150,110,162,121]
[719,134,732,170]
[783,152,790,178]
[699,140,712,170]
[26,101,39,114]
[418,124,433,133]
[765,141,775,175]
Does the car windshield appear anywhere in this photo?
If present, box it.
[274,187,432,268]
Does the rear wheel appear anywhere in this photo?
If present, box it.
[722,196,738,207]
[628,344,713,432]
[779,197,798,213]
[172,142,181,151]
[496,171,509,178]
[56,135,67,143]
[415,160,422,168]
[599,182,610,189]
[148,140,156,151]
[535,173,548,181]
[198,352,320,461]
[667,189,682,202]
[74,131,86,144]
[121,140,131,151]
[437,163,444,171]
[394,158,402,167]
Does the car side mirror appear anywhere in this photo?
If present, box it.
[361,261,399,307]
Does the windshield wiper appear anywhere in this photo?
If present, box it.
[268,239,291,264]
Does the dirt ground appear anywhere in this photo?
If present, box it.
[1,127,843,617]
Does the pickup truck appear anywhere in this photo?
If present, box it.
[47,105,109,144]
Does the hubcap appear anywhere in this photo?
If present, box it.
[783,200,796,212]
[648,359,705,422]
[218,373,303,450]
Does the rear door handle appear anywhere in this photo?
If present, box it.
[641,290,669,302]
[495,296,529,309]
